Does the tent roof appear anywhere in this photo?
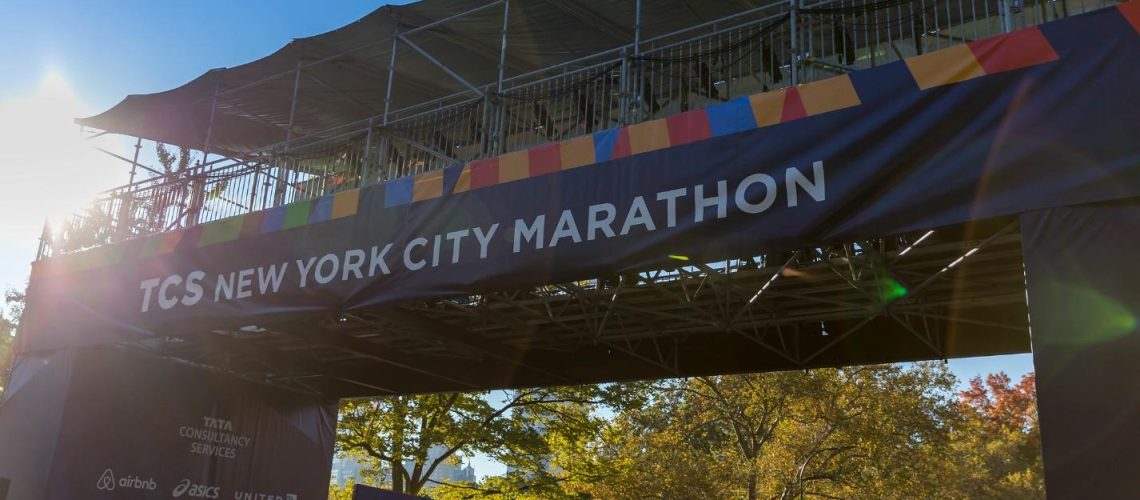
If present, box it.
[78,0,772,155]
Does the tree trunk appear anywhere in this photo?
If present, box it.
[748,473,757,500]
[391,459,404,493]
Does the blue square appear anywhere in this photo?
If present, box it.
[309,194,334,223]
[441,162,464,196]
[706,97,758,137]
[384,177,414,208]
[260,206,287,233]
[593,129,620,162]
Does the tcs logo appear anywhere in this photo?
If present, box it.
[172,478,220,498]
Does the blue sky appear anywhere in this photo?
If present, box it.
[1,0,1034,480]
[0,0,396,292]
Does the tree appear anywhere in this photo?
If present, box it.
[951,372,1044,499]
[55,143,214,253]
[144,143,198,232]
[572,364,964,499]
[337,386,608,497]
[0,287,25,396]
[334,366,1045,498]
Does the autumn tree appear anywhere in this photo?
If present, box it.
[951,372,1044,499]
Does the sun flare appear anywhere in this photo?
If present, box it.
[0,72,124,243]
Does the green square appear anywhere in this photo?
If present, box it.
[283,200,313,229]
[199,216,245,246]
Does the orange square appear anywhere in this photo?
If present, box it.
[331,189,360,218]
[749,90,786,127]
[413,172,443,201]
[626,119,672,155]
[560,135,596,169]
[904,45,986,90]
[499,150,530,182]
[797,75,861,116]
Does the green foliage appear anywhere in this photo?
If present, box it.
[336,386,611,497]
[0,287,24,396]
[566,364,965,499]
[333,365,1044,499]
[327,483,355,500]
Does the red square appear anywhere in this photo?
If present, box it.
[528,143,562,176]
[665,110,713,146]
[1119,1,1140,34]
[469,158,500,189]
[781,87,807,122]
[612,128,632,159]
[967,27,1059,75]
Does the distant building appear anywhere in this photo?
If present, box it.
[406,445,477,485]
[331,456,369,486]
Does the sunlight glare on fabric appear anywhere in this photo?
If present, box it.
[0,71,122,246]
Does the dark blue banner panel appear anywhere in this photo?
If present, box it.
[1022,203,1140,497]
[0,346,337,499]
[20,4,1140,353]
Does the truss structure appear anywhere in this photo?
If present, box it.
[118,218,1028,396]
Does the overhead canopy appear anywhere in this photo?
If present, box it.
[77,0,776,155]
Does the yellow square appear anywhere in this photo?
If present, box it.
[560,135,596,169]
[499,150,530,183]
[627,119,672,155]
[331,189,360,218]
[413,172,443,201]
[904,45,986,90]
[749,90,786,127]
[797,75,862,116]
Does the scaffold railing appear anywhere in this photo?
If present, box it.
[41,0,1117,259]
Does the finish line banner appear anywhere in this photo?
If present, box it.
[20,4,1140,353]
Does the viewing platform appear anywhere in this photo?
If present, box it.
[43,0,1110,257]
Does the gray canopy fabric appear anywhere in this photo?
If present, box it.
[77,0,770,156]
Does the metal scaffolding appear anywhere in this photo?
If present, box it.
[45,0,1114,257]
[30,0,1118,395]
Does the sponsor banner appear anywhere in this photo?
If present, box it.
[42,347,335,500]
[18,5,1140,353]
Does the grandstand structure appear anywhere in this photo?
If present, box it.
[11,0,1140,496]
[36,0,1110,397]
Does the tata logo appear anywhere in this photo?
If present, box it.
[95,468,158,492]
[172,478,220,498]
[202,416,233,431]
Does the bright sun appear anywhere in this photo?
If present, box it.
[0,72,125,245]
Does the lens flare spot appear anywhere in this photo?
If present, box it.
[1043,284,1137,346]
[879,278,908,303]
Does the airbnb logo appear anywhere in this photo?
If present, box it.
[96,469,115,491]
[94,468,157,493]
